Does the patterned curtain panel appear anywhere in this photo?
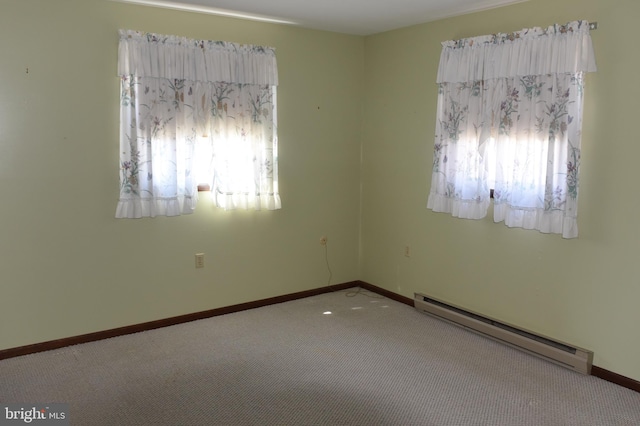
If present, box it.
[116,30,281,218]
[427,21,596,238]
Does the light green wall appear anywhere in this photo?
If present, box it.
[0,0,363,348]
[361,0,640,381]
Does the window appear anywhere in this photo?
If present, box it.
[116,30,281,218]
[427,21,596,238]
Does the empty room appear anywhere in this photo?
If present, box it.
[1,0,639,424]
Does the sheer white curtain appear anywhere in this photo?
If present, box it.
[427,21,596,238]
[116,30,281,218]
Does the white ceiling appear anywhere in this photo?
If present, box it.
[114,0,528,35]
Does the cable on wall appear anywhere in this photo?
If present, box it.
[323,239,333,289]
[321,237,383,299]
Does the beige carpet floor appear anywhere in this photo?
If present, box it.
[1,288,639,425]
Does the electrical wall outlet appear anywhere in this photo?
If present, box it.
[320,236,327,246]
[195,253,205,268]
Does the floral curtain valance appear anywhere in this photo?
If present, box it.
[427,21,596,238]
[118,29,278,85]
[437,21,596,83]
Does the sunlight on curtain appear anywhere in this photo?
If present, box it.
[116,30,281,218]
[427,21,596,238]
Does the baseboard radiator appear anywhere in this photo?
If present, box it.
[414,293,593,375]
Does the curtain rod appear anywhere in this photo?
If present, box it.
[589,22,598,30]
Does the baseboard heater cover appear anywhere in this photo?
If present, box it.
[414,293,593,375]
